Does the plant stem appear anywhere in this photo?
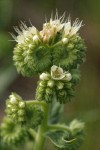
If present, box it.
[34,102,49,150]
[48,124,71,133]
[28,128,37,139]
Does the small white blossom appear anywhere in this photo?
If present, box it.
[64,18,82,37]
[40,11,65,42]
[51,65,66,80]
[12,21,37,44]
[40,73,49,80]
[51,65,72,81]
[65,72,72,81]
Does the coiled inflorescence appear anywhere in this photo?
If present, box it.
[6,92,26,123]
[36,65,80,104]
[0,117,27,146]
[5,93,44,128]
[12,14,86,77]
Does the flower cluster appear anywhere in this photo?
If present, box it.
[36,65,75,104]
[6,93,26,123]
[5,93,43,128]
[12,13,86,77]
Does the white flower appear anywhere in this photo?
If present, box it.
[51,65,72,81]
[40,11,65,42]
[64,18,83,37]
[12,21,37,44]
[40,73,49,80]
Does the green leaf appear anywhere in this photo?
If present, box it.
[45,120,85,150]
[45,130,76,149]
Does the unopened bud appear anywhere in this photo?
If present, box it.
[19,102,25,108]
[18,110,25,116]
[47,80,55,88]
[62,38,68,44]
[66,73,72,81]
[33,35,39,42]
[40,73,49,80]
[57,82,64,89]
[10,95,17,104]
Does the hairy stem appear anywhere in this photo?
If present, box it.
[33,102,49,150]
[48,124,71,133]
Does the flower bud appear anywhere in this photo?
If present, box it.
[46,88,53,95]
[67,43,74,50]
[19,102,25,108]
[11,108,17,113]
[39,81,47,87]
[9,95,17,104]
[18,117,25,122]
[18,110,25,116]
[47,80,55,88]
[33,35,39,42]
[66,73,72,81]
[40,73,49,80]
[62,38,68,44]
[57,82,64,89]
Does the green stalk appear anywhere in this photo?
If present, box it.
[48,124,71,133]
[33,102,49,150]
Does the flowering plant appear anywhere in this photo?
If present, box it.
[0,11,86,150]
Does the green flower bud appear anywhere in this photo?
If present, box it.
[46,88,53,95]
[18,117,25,122]
[56,82,64,89]
[19,101,25,108]
[11,108,17,113]
[62,38,68,44]
[67,43,74,50]
[18,110,25,116]
[47,80,55,88]
[40,73,49,80]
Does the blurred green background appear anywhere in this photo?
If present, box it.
[0,0,100,150]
